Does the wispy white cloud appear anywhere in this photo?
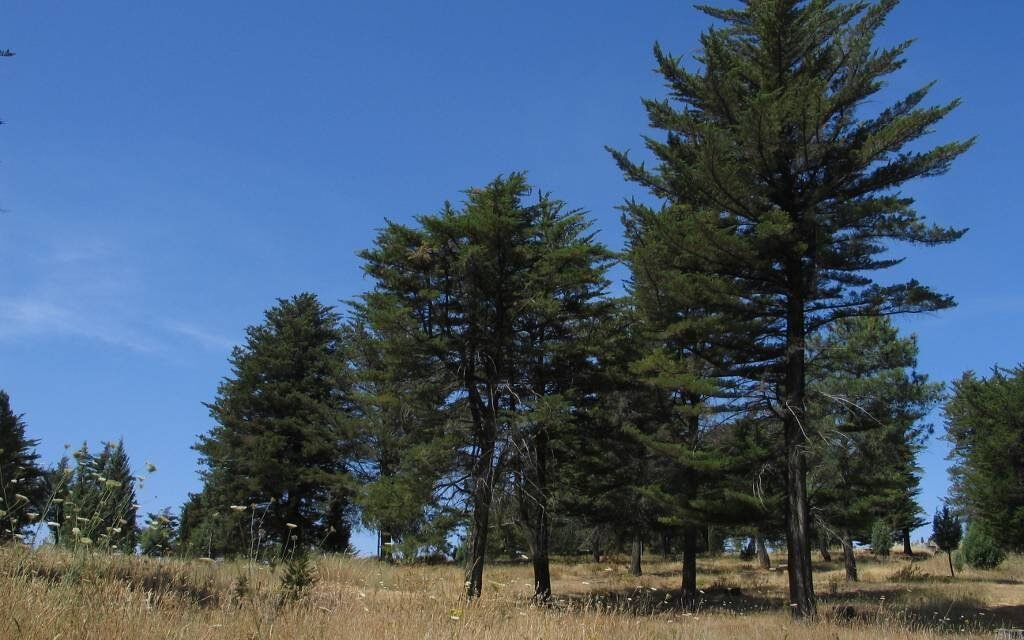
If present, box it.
[0,236,160,351]
[0,295,162,352]
[162,320,235,352]
[0,235,230,356]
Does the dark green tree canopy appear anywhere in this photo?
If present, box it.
[188,292,356,555]
[807,317,940,541]
[0,389,46,542]
[613,0,971,375]
[944,365,1024,551]
[932,504,962,577]
[140,507,180,557]
[358,173,613,598]
[611,0,970,617]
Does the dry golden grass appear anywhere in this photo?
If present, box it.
[1,544,1021,639]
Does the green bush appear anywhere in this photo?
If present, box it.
[870,520,892,557]
[959,524,1005,570]
[279,549,317,602]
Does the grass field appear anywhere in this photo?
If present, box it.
[1,545,1021,639]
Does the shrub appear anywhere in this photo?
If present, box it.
[870,520,892,557]
[959,524,1005,570]
[888,563,929,582]
[279,549,317,602]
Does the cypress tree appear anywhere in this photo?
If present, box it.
[554,306,664,574]
[59,444,101,547]
[42,456,73,545]
[611,0,970,616]
[506,195,613,599]
[623,189,776,603]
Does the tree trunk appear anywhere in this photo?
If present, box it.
[841,530,858,582]
[680,526,698,606]
[901,528,913,556]
[756,535,771,570]
[783,287,816,618]
[532,551,551,601]
[630,532,643,577]
[529,429,552,601]
[464,387,497,599]
[590,528,602,562]
[947,551,955,578]
[464,467,494,598]
[818,533,832,562]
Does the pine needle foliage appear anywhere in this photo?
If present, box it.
[611,0,971,616]
[279,548,318,602]
[944,365,1024,552]
[187,293,357,556]
[358,173,613,599]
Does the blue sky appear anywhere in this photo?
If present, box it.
[1,1,1021,554]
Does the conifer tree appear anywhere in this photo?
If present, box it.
[140,508,179,557]
[623,190,774,602]
[58,444,100,547]
[944,365,1024,551]
[553,306,666,575]
[612,0,970,616]
[806,316,940,579]
[177,491,235,558]
[98,440,139,552]
[0,390,46,542]
[42,456,73,545]
[58,441,139,551]
[346,317,456,560]
[188,293,356,555]
[932,505,962,578]
[505,197,613,598]
[358,174,612,599]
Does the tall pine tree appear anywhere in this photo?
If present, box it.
[623,187,774,602]
[611,0,969,616]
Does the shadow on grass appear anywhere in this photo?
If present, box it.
[550,580,1024,634]
[892,598,1023,633]
[643,561,765,579]
[4,557,223,608]
[551,584,779,616]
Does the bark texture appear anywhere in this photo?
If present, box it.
[630,533,643,577]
